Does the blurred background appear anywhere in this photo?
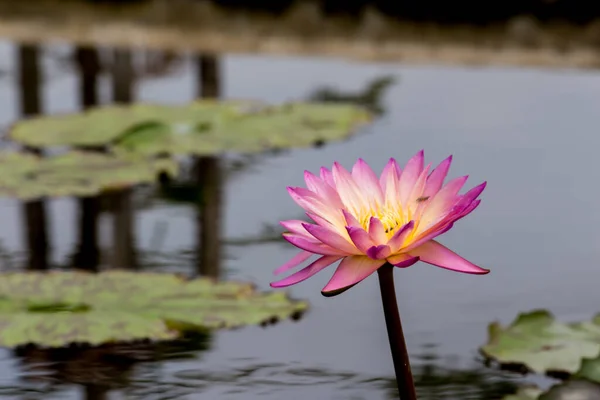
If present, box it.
[0,0,598,399]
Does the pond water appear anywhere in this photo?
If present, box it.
[0,42,598,399]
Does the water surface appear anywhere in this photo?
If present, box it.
[0,43,598,398]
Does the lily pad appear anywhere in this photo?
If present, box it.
[9,101,372,155]
[568,352,600,385]
[481,310,600,375]
[0,151,177,200]
[0,270,307,348]
[503,387,544,400]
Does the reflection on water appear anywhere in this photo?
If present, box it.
[194,53,224,279]
[0,346,519,399]
[9,333,212,400]
[309,75,397,116]
[109,48,138,270]
[72,45,101,272]
[17,44,49,271]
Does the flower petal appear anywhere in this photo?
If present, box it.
[342,209,362,228]
[287,187,344,226]
[380,157,401,187]
[380,158,402,208]
[271,255,341,287]
[283,233,348,256]
[366,244,391,259]
[387,220,415,253]
[274,251,313,275]
[280,220,314,239]
[346,226,374,253]
[424,155,452,198]
[320,167,335,187]
[417,176,468,232]
[407,163,431,215]
[399,150,425,203]
[368,217,387,244]
[332,162,365,214]
[302,223,359,255]
[455,181,486,212]
[321,256,385,297]
[408,240,489,274]
[386,254,420,268]
[304,170,343,208]
[352,158,383,206]
[402,222,454,252]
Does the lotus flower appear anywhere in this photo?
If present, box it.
[271,150,489,297]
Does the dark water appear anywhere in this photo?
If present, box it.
[0,41,598,398]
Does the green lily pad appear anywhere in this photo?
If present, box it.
[0,151,177,200]
[481,310,600,375]
[9,100,251,148]
[0,270,307,348]
[503,386,544,400]
[9,101,372,155]
[573,354,600,384]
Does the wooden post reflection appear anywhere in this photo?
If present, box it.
[84,384,108,400]
[73,46,101,272]
[17,44,49,271]
[195,54,223,279]
[110,48,137,269]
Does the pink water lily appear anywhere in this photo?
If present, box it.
[271,150,489,297]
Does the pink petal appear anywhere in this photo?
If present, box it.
[346,226,374,253]
[321,256,385,297]
[352,158,383,206]
[283,233,348,256]
[274,251,313,275]
[455,199,481,220]
[302,223,359,255]
[379,158,402,192]
[380,158,402,208]
[402,222,454,252]
[424,155,452,198]
[368,217,387,244]
[406,164,431,213]
[320,167,335,187]
[412,183,485,247]
[271,255,341,287]
[408,240,489,274]
[455,182,486,211]
[386,254,420,268]
[418,176,468,231]
[366,244,391,259]
[304,170,343,208]
[399,150,425,203]
[306,212,331,227]
[287,187,344,226]
[332,162,365,214]
[280,220,313,238]
[387,220,415,253]
[342,209,361,228]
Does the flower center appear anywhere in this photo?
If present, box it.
[358,206,405,239]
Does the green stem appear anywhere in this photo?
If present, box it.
[377,264,417,400]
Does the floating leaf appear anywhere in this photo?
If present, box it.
[506,380,600,400]
[574,354,600,384]
[9,101,252,148]
[502,386,544,400]
[0,270,307,348]
[539,380,600,400]
[481,310,600,375]
[0,151,177,200]
[9,101,372,155]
